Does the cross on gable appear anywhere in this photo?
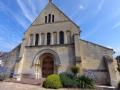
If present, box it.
[49,0,52,3]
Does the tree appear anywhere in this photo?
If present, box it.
[116,56,120,72]
[116,56,120,62]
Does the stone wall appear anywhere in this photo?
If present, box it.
[80,39,113,85]
[5,45,21,75]
[19,45,75,79]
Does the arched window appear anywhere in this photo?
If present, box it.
[29,34,34,46]
[52,15,54,22]
[47,33,51,45]
[66,31,71,44]
[35,34,39,46]
[45,14,54,23]
[48,14,51,23]
[53,32,57,44]
[45,16,47,23]
[41,33,45,45]
[59,31,64,44]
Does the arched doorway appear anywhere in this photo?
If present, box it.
[33,49,61,79]
[42,54,54,78]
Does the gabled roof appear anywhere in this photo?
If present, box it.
[25,1,80,33]
[80,39,113,50]
[48,2,80,28]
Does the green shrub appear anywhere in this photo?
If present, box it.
[43,74,63,89]
[71,66,79,77]
[0,73,5,81]
[0,67,10,81]
[59,73,78,88]
[117,63,120,72]
[0,73,8,81]
[77,75,95,89]
[60,72,74,79]
[118,81,120,89]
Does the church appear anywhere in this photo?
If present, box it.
[5,0,120,86]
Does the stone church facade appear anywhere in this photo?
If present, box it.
[5,0,120,86]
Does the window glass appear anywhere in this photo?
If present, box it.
[45,16,47,23]
[35,34,39,46]
[47,33,51,45]
[59,31,64,44]
[48,14,51,23]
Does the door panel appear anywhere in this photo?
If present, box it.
[42,56,54,78]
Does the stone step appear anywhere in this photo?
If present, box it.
[96,85,116,90]
[5,78,44,86]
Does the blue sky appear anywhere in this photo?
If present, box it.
[0,0,120,56]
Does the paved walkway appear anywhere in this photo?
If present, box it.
[0,82,81,90]
[0,82,116,90]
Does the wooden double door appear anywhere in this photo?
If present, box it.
[42,56,54,78]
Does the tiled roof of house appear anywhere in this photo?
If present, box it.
[0,52,8,61]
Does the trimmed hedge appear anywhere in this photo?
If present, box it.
[43,74,63,89]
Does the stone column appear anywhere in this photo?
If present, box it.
[39,34,41,45]
[104,56,118,87]
[33,34,35,46]
[44,33,47,45]
[57,32,59,44]
[39,68,42,78]
[74,33,83,75]
[64,31,67,44]
[34,59,42,79]
[35,65,38,79]
[28,36,30,46]
[51,33,54,45]
[17,54,25,81]
[17,39,26,81]
[16,39,25,80]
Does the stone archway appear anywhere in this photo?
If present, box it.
[32,49,61,79]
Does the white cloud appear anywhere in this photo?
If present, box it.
[28,0,37,15]
[98,0,104,11]
[106,46,113,49]
[8,10,29,29]
[0,2,29,29]
[81,23,100,38]
[112,22,120,30]
[79,5,85,10]
[0,27,21,52]
[16,0,37,22]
